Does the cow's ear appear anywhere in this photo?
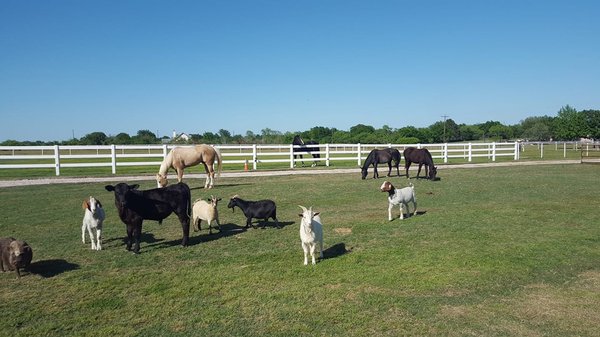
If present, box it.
[105,185,114,192]
[130,184,140,190]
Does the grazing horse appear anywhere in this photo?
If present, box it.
[156,144,222,189]
[292,135,321,167]
[361,148,401,180]
[403,147,437,180]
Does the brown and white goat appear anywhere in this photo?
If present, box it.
[82,196,105,250]
[380,181,417,221]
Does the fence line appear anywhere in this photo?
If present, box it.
[0,142,520,176]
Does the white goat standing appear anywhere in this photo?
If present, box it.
[192,195,222,234]
[82,196,105,250]
[298,205,323,265]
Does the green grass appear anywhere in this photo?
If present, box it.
[1,165,599,336]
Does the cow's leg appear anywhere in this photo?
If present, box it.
[179,214,190,247]
[132,223,142,254]
[125,225,134,251]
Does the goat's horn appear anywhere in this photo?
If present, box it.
[298,205,308,213]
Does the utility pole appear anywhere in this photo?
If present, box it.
[441,115,449,142]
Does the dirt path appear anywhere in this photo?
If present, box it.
[0,160,581,188]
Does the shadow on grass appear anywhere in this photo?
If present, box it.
[104,232,165,247]
[28,259,80,278]
[323,243,351,260]
[189,182,253,192]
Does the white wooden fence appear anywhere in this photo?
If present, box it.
[0,142,519,176]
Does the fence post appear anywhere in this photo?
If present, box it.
[111,144,117,174]
[54,145,60,176]
[357,143,362,166]
[325,144,330,167]
[252,144,257,170]
[162,144,168,159]
[492,142,497,161]
[468,143,473,162]
[514,142,519,160]
[540,143,544,158]
[290,144,295,169]
[444,143,448,163]
[563,142,567,158]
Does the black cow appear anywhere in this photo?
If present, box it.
[105,182,191,254]
[227,195,280,228]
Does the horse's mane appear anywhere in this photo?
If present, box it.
[158,150,174,176]
[362,150,376,170]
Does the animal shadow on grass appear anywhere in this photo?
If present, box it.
[27,259,80,278]
[189,182,253,192]
[154,222,248,248]
[252,220,294,230]
[323,243,351,260]
[104,232,164,247]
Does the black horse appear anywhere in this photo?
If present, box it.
[292,135,321,167]
[361,148,401,179]
[403,147,438,180]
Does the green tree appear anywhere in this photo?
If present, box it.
[581,109,600,139]
[554,105,586,140]
[112,132,132,145]
[132,130,158,144]
[80,132,108,145]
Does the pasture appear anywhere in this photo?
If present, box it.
[0,164,599,336]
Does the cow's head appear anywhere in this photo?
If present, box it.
[105,183,139,209]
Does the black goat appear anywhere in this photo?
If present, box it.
[105,182,191,254]
[227,195,280,228]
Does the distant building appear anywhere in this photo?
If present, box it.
[172,130,191,142]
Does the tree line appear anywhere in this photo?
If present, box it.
[2,105,599,146]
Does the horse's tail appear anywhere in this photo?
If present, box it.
[214,146,222,178]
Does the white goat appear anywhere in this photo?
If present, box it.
[81,196,105,250]
[192,195,222,234]
[298,205,323,265]
[380,181,417,221]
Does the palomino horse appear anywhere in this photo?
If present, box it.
[361,148,401,179]
[156,144,222,189]
[292,135,321,167]
[403,147,437,180]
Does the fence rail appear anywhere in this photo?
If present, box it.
[0,142,520,176]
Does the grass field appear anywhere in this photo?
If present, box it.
[1,164,599,336]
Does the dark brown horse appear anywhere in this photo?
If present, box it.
[361,148,401,179]
[403,147,437,180]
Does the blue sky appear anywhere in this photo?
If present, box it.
[1,0,599,141]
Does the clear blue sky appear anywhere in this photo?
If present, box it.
[1,0,599,141]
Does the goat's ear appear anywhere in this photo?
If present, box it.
[298,213,304,218]
[217,198,222,202]
[105,185,114,192]
[97,200,102,208]
[314,212,320,217]
[130,184,140,190]
[82,200,90,210]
